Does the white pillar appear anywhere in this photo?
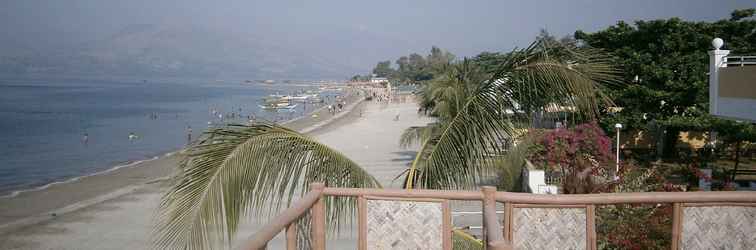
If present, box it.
[614,123,622,180]
[709,38,730,116]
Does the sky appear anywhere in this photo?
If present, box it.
[0,0,753,74]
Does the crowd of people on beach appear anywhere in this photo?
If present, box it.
[81,89,363,147]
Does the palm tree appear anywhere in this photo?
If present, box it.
[401,40,616,189]
[154,39,618,249]
[153,124,380,249]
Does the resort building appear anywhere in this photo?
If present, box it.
[709,38,756,122]
[370,77,389,84]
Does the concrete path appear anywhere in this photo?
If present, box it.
[314,100,433,187]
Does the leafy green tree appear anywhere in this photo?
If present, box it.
[371,60,395,78]
[575,9,756,157]
[390,47,455,84]
[350,74,371,82]
[427,46,455,74]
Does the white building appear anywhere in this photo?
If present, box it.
[708,38,756,122]
[370,77,389,84]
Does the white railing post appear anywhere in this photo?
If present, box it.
[709,38,730,116]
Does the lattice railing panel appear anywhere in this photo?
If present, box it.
[512,207,586,250]
[366,199,444,250]
[682,206,756,250]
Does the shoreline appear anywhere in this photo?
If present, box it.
[0,87,365,232]
[0,153,170,199]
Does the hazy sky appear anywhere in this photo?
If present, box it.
[1,0,753,71]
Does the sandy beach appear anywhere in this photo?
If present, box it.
[0,91,434,249]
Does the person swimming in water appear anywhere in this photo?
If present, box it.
[129,132,138,141]
[82,133,89,145]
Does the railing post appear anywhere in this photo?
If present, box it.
[482,186,510,250]
[358,196,367,250]
[709,38,730,116]
[310,183,326,250]
[671,203,682,250]
[586,205,597,250]
[503,202,512,242]
[285,223,297,250]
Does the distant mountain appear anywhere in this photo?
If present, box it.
[0,24,368,80]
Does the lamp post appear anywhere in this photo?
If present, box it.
[614,123,623,180]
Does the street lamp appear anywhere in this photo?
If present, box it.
[614,123,623,180]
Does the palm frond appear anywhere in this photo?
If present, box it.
[399,124,440,149]
[407,40,619,190]
[153,123,380,250]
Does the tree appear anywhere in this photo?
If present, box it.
[371,60,395,78]
[731,8,756,21]
[350,74,370,82]
[400,39,618,189]
[154,38,619,249]
[526,122,614,194]
[427,46,455,74]
[153,124,379,249]
[389,47,455,84]
[395,56,410,81]
[575,9,756,157]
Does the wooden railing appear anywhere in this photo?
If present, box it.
[240,183,756,250]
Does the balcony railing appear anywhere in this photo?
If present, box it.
[724,55,756,67]
[241,183,756,250]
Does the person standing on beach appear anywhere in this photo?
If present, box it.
[186,126,192,145]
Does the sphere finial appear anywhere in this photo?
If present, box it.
[712,38,724,50]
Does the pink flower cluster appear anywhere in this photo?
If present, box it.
[529,122,614,173]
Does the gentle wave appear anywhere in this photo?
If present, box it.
[0,152,173,199]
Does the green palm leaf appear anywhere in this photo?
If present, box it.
[153,123,380,250]
[406,40,619,190]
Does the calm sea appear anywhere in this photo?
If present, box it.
[0,79,325,196]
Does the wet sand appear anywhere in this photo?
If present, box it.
[0,92,436,249]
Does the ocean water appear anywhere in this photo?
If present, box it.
[0,79,328,196]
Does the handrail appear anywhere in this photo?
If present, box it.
[495,190,756,204]
[242,184,756,249]
[724,55,756,66]
[325,187,756,204]
[324,187,483,200]
[725,55,756,59]
[238,183,324,250]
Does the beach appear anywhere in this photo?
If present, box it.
[0,91,433,249]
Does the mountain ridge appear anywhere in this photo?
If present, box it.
[0,24,368,80]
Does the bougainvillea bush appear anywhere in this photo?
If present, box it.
[525,122,684,249]
[597,164,684,250]
[526,122,614,194]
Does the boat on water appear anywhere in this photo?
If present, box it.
[259,102,298,110]
[264,93,321,104]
